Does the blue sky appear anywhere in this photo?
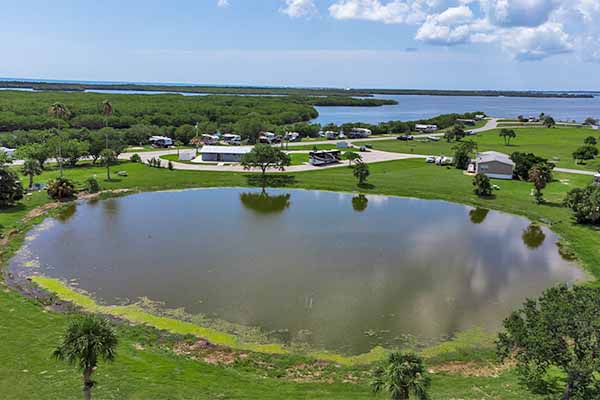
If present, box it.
[1,0,599,90]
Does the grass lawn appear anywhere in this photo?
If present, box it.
[1,159,599,399]
[369,127,600,172]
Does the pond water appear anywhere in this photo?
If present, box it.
[314,94,600,125]
[12,188,584,355]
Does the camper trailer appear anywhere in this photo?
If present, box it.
[309,150,341,166]
[149,136,173,148]
[348,128,372,139]
[284,132,301,142]
[202,134,219,145]
[223,134,242,145]
[259,132,280,144]
[415,124,438,133]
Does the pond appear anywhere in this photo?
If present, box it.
[11,188,584,355]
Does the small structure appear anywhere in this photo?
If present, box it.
[336,141,350,149]
[471,151,515,180]
[475,114,485,121]
[348,127,372,138]
[199,145,253,162]
[415,124,438,133]
[179,151,195,161]
[0,146,16,157]
[149,136,173,148]
[594,173,600,186]
[309,150,341,166]
[456,119,476,126]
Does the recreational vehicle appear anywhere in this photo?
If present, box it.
[348,128,372,139]
[223,134,242,145]
[149,136,173,148]
[309,150,341,166]
[202,134,219,145]
[259,132,280,144]
[415,124,438,133]
[284,132,301,142]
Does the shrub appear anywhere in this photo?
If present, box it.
[473,173,492,197]
[130,153,142,163]
[168,161,174,171]
[564,185,600,225]
[0,168,24,208]
[47,177,76,200]
[86,176,100,193]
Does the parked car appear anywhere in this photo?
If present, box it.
[397,135,414,141]
[426,156,436,163]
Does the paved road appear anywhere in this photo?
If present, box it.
[555,168,598,176]
[123,148,427,173]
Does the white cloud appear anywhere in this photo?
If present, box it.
[502,22,573,60]
[217,0,229,7]
[328,0,451,25]
[280,0,318,18]
[484,0,561,27]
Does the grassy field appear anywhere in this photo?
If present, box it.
[367,127,600,171]
[1,159,599,399]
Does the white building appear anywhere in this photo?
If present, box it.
[472,151,515,180]
[198,145,253,162]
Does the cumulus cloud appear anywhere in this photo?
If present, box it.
[217,0,229,7]
[415,6,480,45]
[280,0,318,18]
[502,22,573,60]
[328,0,454,24]
[484,0,561,27]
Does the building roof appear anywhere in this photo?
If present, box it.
[199,145,253,154]
[476,151,515,166]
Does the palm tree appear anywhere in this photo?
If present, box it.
[100,100,113,128]
[21,159,42,189]
[48,103,71,177]
[371,352,431,400]
[53,315,118,400]
[99,149,117,181]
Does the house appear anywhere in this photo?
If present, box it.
[199,145,253,162]
[0,146,16,157]
[149,136,173,148]
[471,151,515,180]
[348,127,372,138]
[475,114,485,121]
[456,119,476,126]
[415,124,438,133]
[309,150,341,166]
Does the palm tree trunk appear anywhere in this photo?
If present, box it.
[106,164,111,181]
[29,174,33,189]
[82,369,93,400]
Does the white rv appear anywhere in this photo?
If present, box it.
[415,124,438,133]
[349,128,372,138]
[202,134,219,145]
[149,136,173,148]
[259,132,280,144]
[223,134,242,145]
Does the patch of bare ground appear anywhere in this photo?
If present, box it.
[428,360,515,377]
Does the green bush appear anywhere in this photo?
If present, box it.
[473,173,492,197]
[47,177,76,200]
[86,176,101,193]
[0,168,24,208]
[129,153,142,163]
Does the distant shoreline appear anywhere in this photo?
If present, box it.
[0,80,593,99]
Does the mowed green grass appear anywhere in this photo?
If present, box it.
[368,127,600,171]
[2,159,598,399]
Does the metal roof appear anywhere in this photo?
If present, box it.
[199,145,253,154]
[476,151,515,166]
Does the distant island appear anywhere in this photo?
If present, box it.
[0,80,593,99]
